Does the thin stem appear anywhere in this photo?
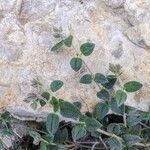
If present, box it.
[71,44,101,90]
[99,136,109,150]
[97,129,150,148]
[123,105,127,127]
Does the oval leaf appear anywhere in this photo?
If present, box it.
[80,74,92,84]
[115,90,127,106]
[80,42,95,56]
[50,80,63,92]
[94,102,109,120]
[101,75,117,89]
[124,81,143,92]
[51,41,64,51]
[70,57,82,72]
[107,123,121,135]
[41,92,50,100]
[106,137,123,150]
[64,35,73,47]
[46,113,59,134]
[50,96,59,112]
[80,115,102,133]
[72,125,86,142]
[94,73,108,84]
[97,89,110,101]
[59,100,81,119]
[54,128,68,143]
[123,134,141,146]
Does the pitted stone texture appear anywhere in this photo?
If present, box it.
[104,0,124,8]
[124,0,150,25]
[0,0,150,120]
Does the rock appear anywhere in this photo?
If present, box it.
[124,0,150,25]
[0,0,150,120]
[125,23,150,49]
[104,0,124,8]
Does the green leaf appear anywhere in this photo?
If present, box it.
[107,123,121,135]
[50,80,63,92]
[54,128,68,143]
[106,137,123,150]
[123,134,141,146]
[101,75,117,89]
[41,92,50,100]
[70,58,82,72]
[80,42,95,56]
[46,113,59,134]
[141,128,150,142]
[124,81,143,92]
[59,100,81,119]
[41,134,54,144]
[109,63,122,75]
[72,125,86,142]
[140,112,150,121]
[94,102,109,120]
[94,73,108,84]
[115,90,127,106]
[97,89,110,101]
[0,143,4,150]
[64,35,73,47]
[80,74,92,84]
[51,40,64,51]
[110,98,124,115]
[80,115,102,133]
[31,101,37,110]
[73,101,82,110]
[39,99,46,107]
[29,130,41,143]
[127,115,141,127]
[40,142,48,150]
[50,96,59,112]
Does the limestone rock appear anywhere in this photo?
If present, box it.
[104,0,124,8]
[124,0,150,25]
[0,0,150,120]
[125,23,150,49]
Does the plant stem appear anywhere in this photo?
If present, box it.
[123,105,127,127]
[99,136,109,150]
[71,44,101,90]
[97,129,150,148]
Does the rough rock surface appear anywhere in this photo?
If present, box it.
[0,0,150,119]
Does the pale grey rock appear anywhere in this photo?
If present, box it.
[125,23,150,49]
[104,0,124,8]
[0,0,150,120]
[124,0,150,25]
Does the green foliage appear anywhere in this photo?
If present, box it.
[50,96,59,112]
[72,125,86,141]
[59,100,81,119]
[123,134,141,146]
[94,102,109,120]
[63,35,73,47]
[46,113,59,134]
[51,41,64,51]
[124,81,143,92]
[70,57,82,72]
[106,137,123,150]
[80,74,92,84]
[115,90,127,106]
[97,89,110,101]
[50,80,63,92]
[80,42,95,56]
[101,75,117,89]
[19,34,148,150]
[54,128,68,143]
[94,73,108,84]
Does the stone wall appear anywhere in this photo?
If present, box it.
[0,0,150,119]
